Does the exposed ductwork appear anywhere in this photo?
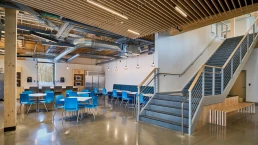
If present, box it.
[73,38,121,51]
[67,54,80,62]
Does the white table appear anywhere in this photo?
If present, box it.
[60,97,92,102]
[77,92,90,94]
[143,94,154,97]
[29,93,47,112]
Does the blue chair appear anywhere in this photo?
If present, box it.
[102,88,107,100]
[40,92,54,112]
[84,96,98,120]
[111,90,120,103]
[44,90,53,93]
[20,94,35,114]
[94,88,98,95]
[62,98,80,123]
[52,95,64,120]
[81,89,89,92]
[136,93,147,107]
[78,93,89,97]
[65,90,73,97]
[67,91,78,97]
[120,92,133,107]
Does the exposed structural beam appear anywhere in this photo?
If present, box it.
[30,31,58,43]
[17,25,51,35]
[67,54,80,62]
[45,46,56,54]
[54,47,77,62]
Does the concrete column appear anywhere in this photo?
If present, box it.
[4,8,17,132]
[229,18,235,38]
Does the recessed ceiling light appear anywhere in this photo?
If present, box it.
[175,6,187,17]
[127,29,140,35]
[87,0,128,20]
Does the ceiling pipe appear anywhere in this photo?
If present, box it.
[54,47,77,62]
[67,54,80,62]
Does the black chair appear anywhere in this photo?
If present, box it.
[66,86,73,90]
[29,87,39,93]
[42,86,51,93]
[54,86,62,95]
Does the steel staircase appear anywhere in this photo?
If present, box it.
[137,18,258,135]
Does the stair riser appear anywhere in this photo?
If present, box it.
[143,110,189,125]
[147,105,189,116]
[140,117,188,133]
[151,99,189,109]
[155,95,187,102]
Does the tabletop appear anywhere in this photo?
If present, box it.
[143,94,153,97]
[29,93,47,97]
[77,92,90,94]
[60,97,92,102]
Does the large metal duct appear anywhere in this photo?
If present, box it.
[54,38,121,62]
[73,38,120,51]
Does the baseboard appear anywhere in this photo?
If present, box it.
[4,126,16,132]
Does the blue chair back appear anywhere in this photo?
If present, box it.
[79,93,89,97]
[92,96,98,106]
[136,93,144,104]
[44,90,53,93]
[20,94,31,103]
[55,95,64,107]
[122,92,128,100]
[94,88,98,94]
[45,92,55,103]
[66,90,73,97]
[68,92,78,97]
[102,88,107,95]
[64,98,78,110]
[90,91,95,97]
[22,91,33,94]
[112,90,117,97]
[81,89,89,92]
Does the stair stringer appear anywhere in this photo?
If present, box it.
[189,34,258,134]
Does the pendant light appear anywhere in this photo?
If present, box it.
[115,60,118,71]
[151,53,155,67]
[136,55,140,69]
[35,58,38,68]
[124,57,128,70]
[107,63,110,71]
[66,64,69,69]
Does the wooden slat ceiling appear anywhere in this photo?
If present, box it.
[13,0,258,38]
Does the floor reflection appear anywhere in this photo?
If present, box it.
[0,99,258,145]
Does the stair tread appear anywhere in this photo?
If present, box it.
[144,108,189,118]
[153,97,188,102]
[140,115,189,127]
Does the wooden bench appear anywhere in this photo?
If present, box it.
[209,97,255,126]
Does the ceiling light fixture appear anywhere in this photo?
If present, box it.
[127,29,140,35]
[66,65,69,69]
[108,63,110,71]
[87,0,128,19]
[136,55,140,69]
[175,6,187,17]
[115,61,118,71]
[151,53,155,67]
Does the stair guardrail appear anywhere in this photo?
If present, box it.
[186,18,258,135]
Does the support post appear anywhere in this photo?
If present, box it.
[4,8,17,132]
[212,68,215,95]
[221,69,224,94]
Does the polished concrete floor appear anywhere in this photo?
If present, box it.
[0,100,258,145]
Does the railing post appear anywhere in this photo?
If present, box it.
[230,59,233,78]
[212,67,215,95]
[216,23,218,37]
[154,69,159,93]
[253,26,255,40]
[226,26,228,38]
[221,69,224,94]
[247,32,249,49]
[188,90,192,134]
[137,87,140,122]
[202,68,205,96]
[221,22,223,38]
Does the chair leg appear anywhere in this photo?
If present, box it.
[52,108,58,121]
[20,104,22,114]
[77,110,79,123]
[27,104,32,114]
[89,109,95,120]
[44,103,48,112]
[62,111,64,123]
[120,99,123,106]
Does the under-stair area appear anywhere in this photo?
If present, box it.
[138,22,258,134]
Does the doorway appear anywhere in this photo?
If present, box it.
[229,70,246,101]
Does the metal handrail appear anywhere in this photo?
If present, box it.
[222,17,258,69]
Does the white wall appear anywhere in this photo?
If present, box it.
[104,53,155,91]
[243,49,258,102]
[0,58,103,88]
[156,26,223,92]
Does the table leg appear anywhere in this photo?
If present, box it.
[36,97,39,112]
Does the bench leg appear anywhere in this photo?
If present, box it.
[224,112,227,126]
[209,110,211,124]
